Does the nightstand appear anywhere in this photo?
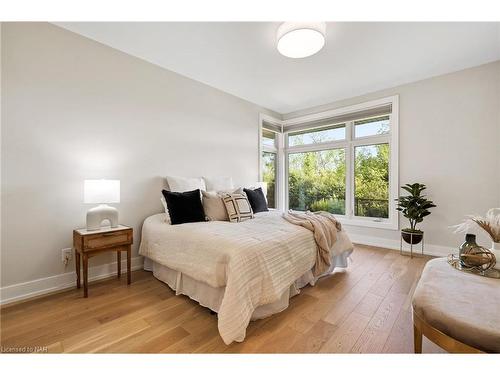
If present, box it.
[73,225,133,297]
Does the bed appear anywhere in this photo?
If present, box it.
[139,210,353,344]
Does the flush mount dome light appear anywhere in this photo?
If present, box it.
[277,22,326,58]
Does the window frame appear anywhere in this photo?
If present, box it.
[258,95,399,230]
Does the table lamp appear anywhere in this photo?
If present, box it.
[84,179,120,230]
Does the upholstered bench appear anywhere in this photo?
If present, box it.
[412,257,500,353]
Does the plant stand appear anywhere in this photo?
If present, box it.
[400,231,424,258]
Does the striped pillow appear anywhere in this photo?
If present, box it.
[222,194,254,223]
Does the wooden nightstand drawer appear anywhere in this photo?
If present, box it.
[83,230,132,250]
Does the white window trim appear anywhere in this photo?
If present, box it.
[259,95,399,230]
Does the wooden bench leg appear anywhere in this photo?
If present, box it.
[414,322,423,353]
[412,308,483,353]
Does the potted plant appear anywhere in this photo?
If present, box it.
[395,183,436,244]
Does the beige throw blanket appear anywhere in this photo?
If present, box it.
[282,210,342,277]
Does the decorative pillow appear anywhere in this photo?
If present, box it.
[162,176,206,224]
[222,194,254,223]
[202,190,229,221]
[204,176,234,192]
[248,182,268,202]
[234,182,268,202]
[243,187,269,213]
[162,189,206,225]
[166,176,206,192]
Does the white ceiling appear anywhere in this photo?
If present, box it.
[55,22,500,114]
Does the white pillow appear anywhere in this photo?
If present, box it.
[166,176,206,192]
[204,176,234,192]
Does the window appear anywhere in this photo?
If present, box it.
[288,124,346,147]
[354,115,390,138]
[260,96,398,229]
[354,143,389,218]
[262,128,277,148]
[288,149,346,214]
[260,118,282,209]
[262,151,277,208]
[286,117,392,222]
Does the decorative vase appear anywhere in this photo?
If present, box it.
[459,233,478,266]
[491,241,500,270]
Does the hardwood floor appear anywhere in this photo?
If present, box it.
[0,245,445,353]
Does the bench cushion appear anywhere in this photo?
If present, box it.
[412,257,500,352]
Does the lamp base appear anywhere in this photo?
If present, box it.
[86,204,119,231]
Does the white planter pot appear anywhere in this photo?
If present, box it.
[491,241,500,270]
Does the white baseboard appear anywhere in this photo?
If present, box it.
[349,233,454,258]
[0,256,144,305]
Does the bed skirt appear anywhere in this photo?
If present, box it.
[146,249,352,321]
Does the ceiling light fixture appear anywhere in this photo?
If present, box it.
[277,22,326,58]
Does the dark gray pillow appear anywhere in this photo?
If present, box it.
[243,187,269,213]
[161,189,206,225]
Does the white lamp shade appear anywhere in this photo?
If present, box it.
[84,179,120,204]
[277,22,326,58]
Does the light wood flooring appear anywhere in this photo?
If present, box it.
[0,245,445,353]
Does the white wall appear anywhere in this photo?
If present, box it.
[284,61,500,253]
[1,22,278,294]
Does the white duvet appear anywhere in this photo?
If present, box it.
[139,211,353,344]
